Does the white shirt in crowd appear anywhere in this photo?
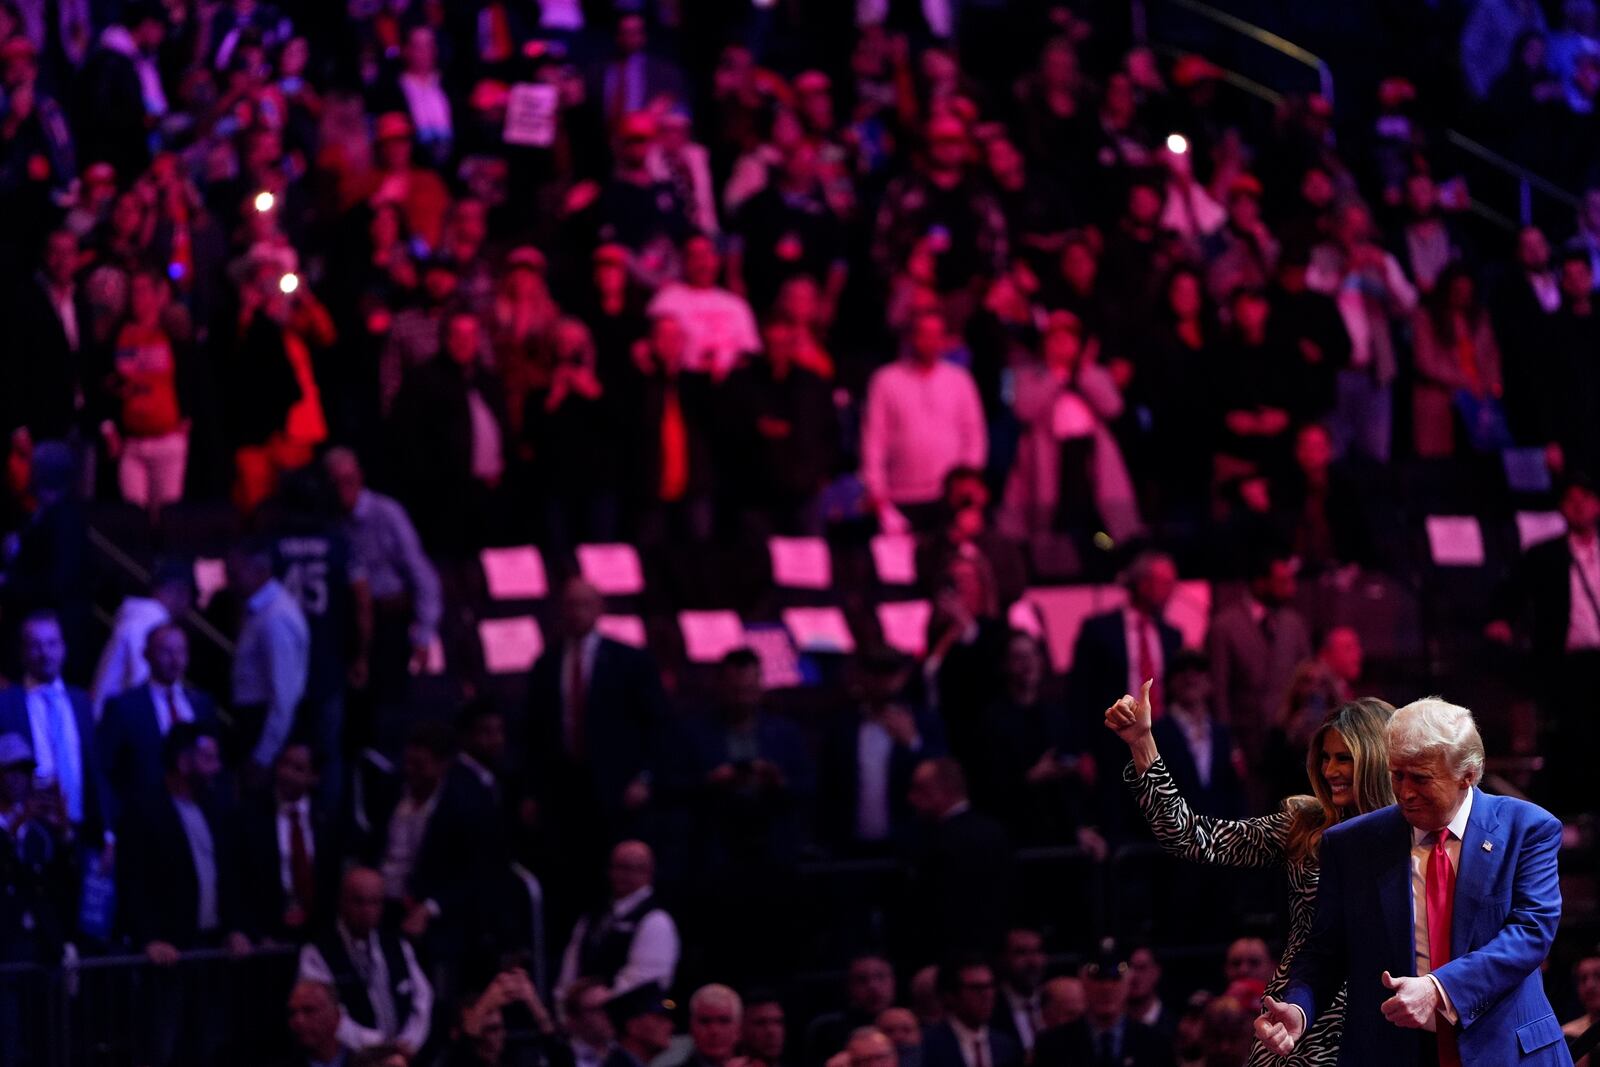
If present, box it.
[25,678,84,824]
[1121,607,1166,701]
[555,885,681,1001]
[860,358,987,507]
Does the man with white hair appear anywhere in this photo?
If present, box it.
[687,985,743,1067]
[1257,698,1571,1066]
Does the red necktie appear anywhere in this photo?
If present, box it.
[972,1038,987,1067]
[565,647,588,759]
[1137,616,1164,719]
[1427,829,1461,1067]
[288,806,316,914]
[659,384,689,502]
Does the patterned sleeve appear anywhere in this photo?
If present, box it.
[1124,758,1291,868]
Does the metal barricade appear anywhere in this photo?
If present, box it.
[1,946,297,1067]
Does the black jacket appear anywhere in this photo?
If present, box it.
[1031,1018,1175,1067]
[116,789,242,948]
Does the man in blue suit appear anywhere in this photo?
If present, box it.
[1257,698,1572,1066]
[0,611,106,850]
[98,623,219,827]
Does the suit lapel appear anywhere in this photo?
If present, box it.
[1453,788,1504,958]
[1376,808,1416,963]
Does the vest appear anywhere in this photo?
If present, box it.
[314,926,414,1031]
[576,891,659,984]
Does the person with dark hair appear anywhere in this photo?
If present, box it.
[906,759,1012,960]
[1540,252,1600,480]
[98,622,219,826]
[298,866,433,1057]
[990,928,1048,1053]
[117,721,249,1067]
[564,978,619,1067]
[819,649,946,856]
[368,720,503,965]
[89,557,195,717]
[803,954,897,1066]
[740,990,788,1067]
[921,957,1023,1067]
[0,611,104,846]
[629,312,717,545]
[1148,652,1242,820]
[387,308,509,554]
[242,741,339,941]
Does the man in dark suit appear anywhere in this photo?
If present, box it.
[820,649,946,856]
[5,229,90,446]
[906,759,1012,962]
[921,957,1024,1067]
[116,723,251,1067]
[1149,652,1243,820]
[0,611,106,850]
[1488,478,1600,812]
[802,953,898,1067]
[586,14,689,127]
[1032,945,1174,1067]
[1259,699,1572,1066]
[368,722,504,979]
[98,623,219,827]
[243,741,341,942]
[1207,552,1312,759]
[1069,551,1183,724]
[990,928,1047,1055]
[1069,551,1182,836]
[527,576,667,926]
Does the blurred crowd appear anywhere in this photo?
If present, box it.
[2,1,1600,1066]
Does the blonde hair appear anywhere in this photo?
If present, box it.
[1387,697,1485,785]
[1285,698,1396,864]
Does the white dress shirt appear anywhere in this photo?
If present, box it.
[1167,704,1214,788]
[555,885,681,1000]
[947,1018,992,1067]
[173,795,219,931]
[24,678,84,824]
[1411,788,1473,1030]
[856,719,894,842]
[379,787,440,902]
[1567,535,1600,651]
[399,71,452,142]
[148,683,196,735]
[1003,986,1040,1051]
[276,795,315,898]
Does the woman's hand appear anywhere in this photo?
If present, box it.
[1104,680,1161,773]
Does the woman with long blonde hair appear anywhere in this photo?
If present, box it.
[1105,685,1395,1066]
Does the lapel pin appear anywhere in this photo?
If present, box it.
[1482,842,1493,853]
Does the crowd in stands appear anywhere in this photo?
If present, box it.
[2,1,1600,1065]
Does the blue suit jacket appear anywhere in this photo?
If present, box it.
[1285,789,1572,1066]
[97,683,219,828]
[0,684,106,842]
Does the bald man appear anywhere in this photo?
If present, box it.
[298,867,434,1056]
[556,840,681,1001]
